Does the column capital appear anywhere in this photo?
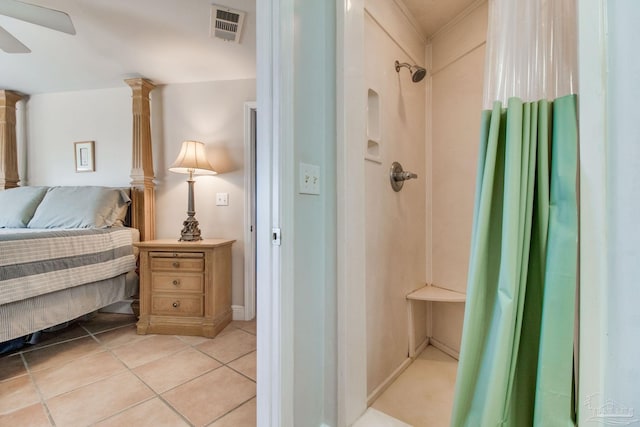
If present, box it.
[0,90,24,106]
[124,78,156,95]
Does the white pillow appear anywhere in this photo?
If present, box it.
[28,186,131,229]
[0,186,49,228]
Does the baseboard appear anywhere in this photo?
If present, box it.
[232,305,245,321]
[99,299,134,315]
[413,337,429,358]
[429,337,460,360]
[367,357,413,406]
[352,408,412,427]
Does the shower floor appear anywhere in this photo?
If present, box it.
[369,345,458,427]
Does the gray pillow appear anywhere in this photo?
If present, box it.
[28,186,131,229]
[0,186,49,228]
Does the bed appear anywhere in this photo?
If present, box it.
[0,79,157,345]
[0,186,140,342]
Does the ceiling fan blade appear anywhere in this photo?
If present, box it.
[0,0,75,35]
[0,25,30,53]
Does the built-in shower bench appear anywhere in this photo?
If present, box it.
[406,284,466,359]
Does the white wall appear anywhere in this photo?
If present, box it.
[578,0,640,422]
[25,88,132,187]
[154,80,256,309]
[428,2,487,354]
[603,2,640,414]
[21,78,256,310]
[292,1,337,425]
[364,0,427,397]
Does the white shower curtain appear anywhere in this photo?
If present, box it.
[483,0,577,109]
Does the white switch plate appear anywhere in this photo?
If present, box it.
[216,192,229,206]
[299,162,320,195]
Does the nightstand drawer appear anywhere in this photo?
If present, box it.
[151,273,203,293]
[150,253,204,272]
[151,295,203,316]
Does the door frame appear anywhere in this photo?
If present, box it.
[336,0,369,425]
[256,0,295,425]
[243,101,257,321]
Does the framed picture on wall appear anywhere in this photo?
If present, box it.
[74,141,95,172]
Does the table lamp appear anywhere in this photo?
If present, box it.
[169,140,216,241]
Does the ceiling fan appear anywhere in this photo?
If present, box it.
[0,0,75,53]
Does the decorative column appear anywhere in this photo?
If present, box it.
[125,78,156,241]
[0,90,23,190]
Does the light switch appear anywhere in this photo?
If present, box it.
[216,192,229,206]
[299,162,320,195]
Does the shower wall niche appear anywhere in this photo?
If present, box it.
[366,88,382,163]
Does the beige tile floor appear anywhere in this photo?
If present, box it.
[371,346,458,427]
[0,313,256,427]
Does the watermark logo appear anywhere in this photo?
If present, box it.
[585,394,639,425]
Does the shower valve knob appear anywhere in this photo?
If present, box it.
[390,161,418,192]
[393,171,418,181]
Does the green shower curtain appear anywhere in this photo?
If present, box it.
[450,94,578,427]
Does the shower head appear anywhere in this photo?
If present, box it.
[395,60,427,82]
[411,66,427,82]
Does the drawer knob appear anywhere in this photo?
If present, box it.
[172,301,181,308]
[172,261,180,268]
[172,279,180,286]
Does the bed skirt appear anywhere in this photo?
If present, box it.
[0,271,138,343]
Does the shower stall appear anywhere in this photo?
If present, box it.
[340,0,582,425]
[363,7,427,399]
[339,0,488,422]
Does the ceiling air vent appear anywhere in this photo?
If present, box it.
[210,5,245,43]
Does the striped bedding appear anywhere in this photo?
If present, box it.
[0,228,139,306]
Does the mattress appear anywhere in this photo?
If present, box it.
[0,227,139,305]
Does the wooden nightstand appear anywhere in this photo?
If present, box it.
[134,239,235,338]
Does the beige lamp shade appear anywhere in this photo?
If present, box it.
[169,140,217,175]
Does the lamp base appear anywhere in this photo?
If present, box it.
[178,216,203,242]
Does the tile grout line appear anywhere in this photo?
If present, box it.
[34,323,136,426]
[156,393,196,427]
[148,325,257,425]
[25,319,142,426]
[201,325,257,425]
[88,326,185,425]
[86,395,169,427]
[0,319,136,425]
[17,319,138,355]
[116,338,197,427]
[86,324,235,427]
[19,351,57,427]
[100,323,255,426]
[224,350,257,383]
[76,321,189,426]
[205,395,257,426]
[156,325,256,394]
